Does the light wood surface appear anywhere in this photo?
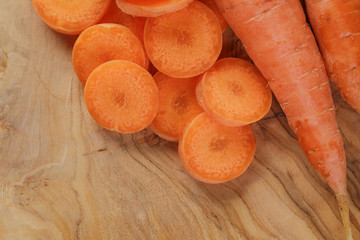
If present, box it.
[0,1,359,240]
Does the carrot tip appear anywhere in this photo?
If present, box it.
[335,193,353,240]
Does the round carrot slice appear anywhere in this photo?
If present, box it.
[84,60,158,134]
[144,1,222,78]
[32,0,111,35]
[179,112,256,183]
[150,72,204,142]
[197,58,272,126]
[116,0,193,17]
[72,23,148,85]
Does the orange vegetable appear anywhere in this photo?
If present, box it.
[72,23,148,85]
[215,0,351,238]
[179,112,256,183]
[99,0,147,43]
[196,58,272,126]
[199,0,228,32]
[32,0,111,35]
[144,1,222,78]
[150,72,203,142]
[306,0,360,113]
[84,60,158,134]
[116,0,193,17]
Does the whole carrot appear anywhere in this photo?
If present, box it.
[306,0,360,113]
[215,0,352,238]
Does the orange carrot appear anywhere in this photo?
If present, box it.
[215,0,351,237]
[32,0,111,35]
[306,0,360,113]
[100,0,134,25]
[99,0,147,43]
[148,62,159,76]
[72,23,148,85]
[84,60,158,133]
[196,58,272,126]
[144,1,222,78]
[131,17,147,45]
[179,112,256,183]
[199,0,228,32]
[116,0,193,17]
[150,72,203,142]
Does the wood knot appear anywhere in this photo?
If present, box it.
[0,120,13,138]
[0,49,8,74]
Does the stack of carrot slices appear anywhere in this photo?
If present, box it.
[32,0,272,183]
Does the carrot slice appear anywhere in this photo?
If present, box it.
[150,72,203,142]
[84,60,158,134]
[196,58,272,126]
[116,0,193,17]
[72,23,147,85]
[199,0,228,32]
[99,0,147,42]
[144,1,222,78]
[32,0,111,35]
[179,112,256,183]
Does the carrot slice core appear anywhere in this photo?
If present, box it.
[84,60,158,134]
[197,58,272,126]
[144,1,222,78]
[179,112,256,183]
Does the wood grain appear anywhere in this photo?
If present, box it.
[0,1,359,239]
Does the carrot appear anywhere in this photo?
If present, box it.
[130,17,147,46]
[148,62,159,76]
[199,0,228,32]
[72,23,148,85]
[305,0,360,113]
[196,58,272,126]
[32,0,111,35]
[144,1,222,78]
[99,0,147,43]
[84,60,158,134]
[100,0,135,25]
[215,0,351,238]
[179,112,256,183]
[116,0,193,17]
[150,72,203,142]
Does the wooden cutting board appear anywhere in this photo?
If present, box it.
[0,1,359,240]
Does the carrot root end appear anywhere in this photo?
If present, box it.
[335,193,353,240]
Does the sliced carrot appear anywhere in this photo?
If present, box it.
[32,0,111,35]
[72,23,148,85]
[132,17,147,44]
[179,112,256,183]
[98,1,149,68]
[150,72,203,142]
[196,58,272,126]
[148,62,159,76]
[99,1,147,42]
[100,0,134,25]
[199,0,228,32]
[144,1,222,78]
[84,60,158,134]
[116,0,193,17]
